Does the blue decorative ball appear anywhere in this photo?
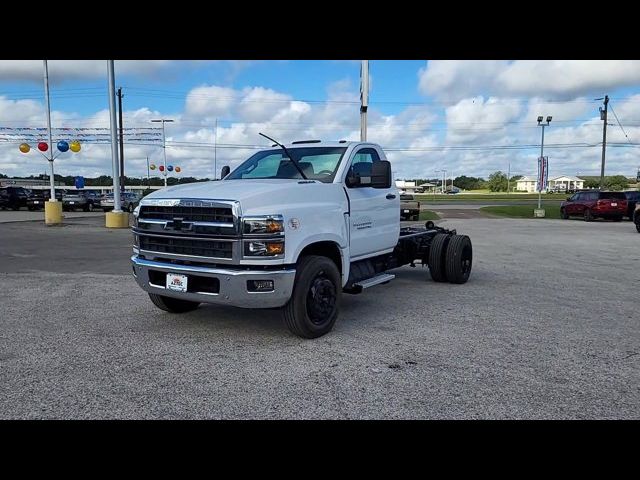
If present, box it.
[57,140,70,152]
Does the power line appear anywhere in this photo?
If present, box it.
[609,103,634,145]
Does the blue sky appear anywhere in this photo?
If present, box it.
[1,60,639,181]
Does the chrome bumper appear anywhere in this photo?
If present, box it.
[131,255,296,308]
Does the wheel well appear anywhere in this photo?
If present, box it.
[298,241,342,274]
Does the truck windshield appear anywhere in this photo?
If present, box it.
[226,147,347,183]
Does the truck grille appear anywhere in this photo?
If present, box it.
[139,205,233,223]
[139,236,233,259]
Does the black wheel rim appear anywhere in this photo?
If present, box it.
[306,270,336,325]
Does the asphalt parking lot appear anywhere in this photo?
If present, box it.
[1,215,638,419]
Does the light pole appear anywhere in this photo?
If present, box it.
[360,60,369,141]
[213,118,218,180]
[536,115,552,215]
[151,118,174,186]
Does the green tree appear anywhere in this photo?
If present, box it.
[487,171,509,192]
[453,175,486,190]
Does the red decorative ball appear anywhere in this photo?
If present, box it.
[37,142,49,152]
[159,165,165,172]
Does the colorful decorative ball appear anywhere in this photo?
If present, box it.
[37,142,49,152]
[149,164,156,170]
[69,141,81,153]
[57,140,69,152]
[19,143,30,153]
[175,166,181,173]
[159,165,165,172]
[167,165,174,172]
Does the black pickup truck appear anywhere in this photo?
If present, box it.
[0,186,29,210]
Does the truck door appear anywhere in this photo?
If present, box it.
[345,147,400,259]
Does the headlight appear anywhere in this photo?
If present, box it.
[243,215,284,234]
[133,205,141,218]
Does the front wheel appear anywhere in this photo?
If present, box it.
[636,220,640,233]
[148,293,200,313]
[561,208,569,219]
[584,208,593,222]
[282,255,341,339]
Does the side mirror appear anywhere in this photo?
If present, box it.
[567,197,572,201]
[371,160,392,189]
[220,165,230,179]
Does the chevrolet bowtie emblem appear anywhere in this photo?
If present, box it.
[165,217,189,231]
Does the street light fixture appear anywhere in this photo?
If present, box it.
[535,115,552,216]
[151,119,174,187]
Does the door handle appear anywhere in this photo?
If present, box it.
[386,194,396,199]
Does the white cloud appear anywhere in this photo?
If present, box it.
[2,66,640,182]
[419,60,640,101]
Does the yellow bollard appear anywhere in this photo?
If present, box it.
[105,211,130,228]
[44,200,63,225]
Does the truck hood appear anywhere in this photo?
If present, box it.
[143,179,346,216]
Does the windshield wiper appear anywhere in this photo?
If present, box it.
[259,132,308,180]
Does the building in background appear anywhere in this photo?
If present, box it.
[516,175,584,193]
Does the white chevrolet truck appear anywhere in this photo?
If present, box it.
[131,139,473,338]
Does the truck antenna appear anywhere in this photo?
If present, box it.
[259,132,308,180]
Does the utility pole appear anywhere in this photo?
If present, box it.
[151,119,174,187]
[146,156,150,188]
[107,61,122,213]
[360,60,369,142]
[599,95,609,190]
[507,162,511,194]
[117,87,125,194]
[214,118,218,179]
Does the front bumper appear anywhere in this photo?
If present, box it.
[131,255,296,308]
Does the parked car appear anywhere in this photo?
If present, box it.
[560,190,627,221]
[400,193,420,221]
[62,191,101,211]
[26,189,65,210]
[0,186,29,210]
[623,191,640,221]
[0,188,9,209]
[101,192,140,213]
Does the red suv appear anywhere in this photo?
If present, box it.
[560,191,627,221]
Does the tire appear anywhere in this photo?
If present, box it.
[88,203,93,212]
[584,208,593,222]
[127,203,133,213]
[282,255,341,339]
[428,233,450,282]
[445,235,473,284]
[561,208,569,219]
[148,293,200,313]
[636,222,640,233]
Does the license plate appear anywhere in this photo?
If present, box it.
[403,209,410,213]
[611,202,617,206]
[69,201,75,204]
[33,201,39,204]
[166,273,188,292]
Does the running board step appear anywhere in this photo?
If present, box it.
[355,273,395,289]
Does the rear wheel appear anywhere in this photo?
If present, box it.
[636,222,640,233]
[584,208,593,222]
[445,235,473,284]
[282,255,341,339]
[561,208,569,219]
[148,293,200,313]
[428,233,450,282]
